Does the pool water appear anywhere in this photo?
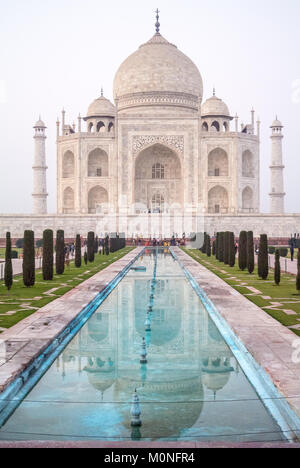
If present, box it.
[0,249,284,442]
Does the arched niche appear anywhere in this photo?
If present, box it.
[208,148,229,177]
[208,185,229,214]
[88,148,108,177]
[88,186,108,214]
[242,186,254,211]
[63,187,75,213]
[242,150,254,178]
[62,151,75,178]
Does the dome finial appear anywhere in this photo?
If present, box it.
[155,8,160,34]
[213,87,216,96]
[101,86,103,97]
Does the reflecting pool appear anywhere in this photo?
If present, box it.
[0,249,284,442]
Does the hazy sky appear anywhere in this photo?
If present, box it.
[0,0,299,214]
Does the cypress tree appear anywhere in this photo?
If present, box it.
[4,232,13,290]
[42,229,53,281]
[229,232,236,267]
[75,235,82,268]
[56,230,65,275]
[84,251,88,265]
[206,235,211,257]
[258,234,269,280]
[94,236,99,254]
[219,232,224,262]
[224,232,230,265]
[105,235,110,255]
[297,250,300,293]
[238,231,247,271]
[247,231,255,274]
[274,249,281,286]
[87,232,95,262]
[215,233,219,260]
[212,240,216,257]
[23,230,35,287]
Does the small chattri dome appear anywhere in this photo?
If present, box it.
[86,94,116,118]
[271,117,283,128]
[202,93,230,118]
[34,117,46,128]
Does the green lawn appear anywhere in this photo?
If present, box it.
[0,248,23,259]
[0,248,133,331]
[183,248,300,337]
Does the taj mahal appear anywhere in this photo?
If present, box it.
[1,13,299,239]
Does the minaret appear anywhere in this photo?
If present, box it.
[269,117,285,214]
[32,117,48,214]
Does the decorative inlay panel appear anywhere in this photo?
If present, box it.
[132,135,184,155]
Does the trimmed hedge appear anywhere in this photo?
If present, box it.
[275,250,281,286]
[4,232,13,290]
[238,231,247,271]
[42,229,54,281]
[258,234,269,280]
[229,232,235,268]
[56,230,65,275]
[224,232,230,265]
[87,232,95,263]
[247,231,255,274]
[23,230,35,287]
[206,235,211,257]
[75,235,82,268]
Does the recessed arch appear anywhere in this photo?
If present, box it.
[96,121,105,133]
[208,185,229,214]
[108,122,114,133]
[208,148,229,177]
[211,121,220,132]
[202,122,209,132]
[88,186,108,214]
[63,187,75,214]
[242,186,254,211]
[242,150,254,178]
[88,148,108,177]
[134,143,182,210]
[88,122,94,133]
[62,151,75,178]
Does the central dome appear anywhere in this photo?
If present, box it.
[113,32,203,112]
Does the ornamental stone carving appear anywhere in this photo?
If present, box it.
[132,135,184,155]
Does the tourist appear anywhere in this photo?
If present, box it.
[291,244,294,262]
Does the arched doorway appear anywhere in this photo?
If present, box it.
[134,143,182,212]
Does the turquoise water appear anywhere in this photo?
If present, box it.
[0,249,284,442]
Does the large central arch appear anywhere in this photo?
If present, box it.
[134,143,183,212]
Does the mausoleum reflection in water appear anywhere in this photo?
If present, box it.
[0,249,283,442]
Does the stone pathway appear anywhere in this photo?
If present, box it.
[188,251,300,333]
